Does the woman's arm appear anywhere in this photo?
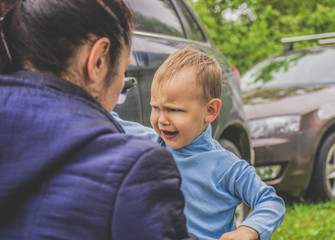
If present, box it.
[112,144,197,240]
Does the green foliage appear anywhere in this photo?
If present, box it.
[190,0,335,74]
[271,200,335,240]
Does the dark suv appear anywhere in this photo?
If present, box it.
[114,0,253,224]
[114,0,253,225]
[115,0,252,162]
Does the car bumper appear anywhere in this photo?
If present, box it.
[252,129,318,197]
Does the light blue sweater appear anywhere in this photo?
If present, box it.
[112,112,285,240]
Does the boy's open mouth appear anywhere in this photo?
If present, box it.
[161,130,178,139]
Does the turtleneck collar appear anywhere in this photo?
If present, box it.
[166,124,216,157]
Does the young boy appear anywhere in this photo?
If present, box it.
[112,47,285,240]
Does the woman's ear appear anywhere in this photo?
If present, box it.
[204,98,222,123]
[87,37,111,82]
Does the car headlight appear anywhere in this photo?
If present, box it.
[248,115,301,139]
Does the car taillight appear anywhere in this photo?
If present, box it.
[230,63,241,86]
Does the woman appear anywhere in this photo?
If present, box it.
[0,1,196,239]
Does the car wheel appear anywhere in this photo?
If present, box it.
[308,132,335,201]
[234,202,250,228]
[220,139,242,158]
[219,139,250,228]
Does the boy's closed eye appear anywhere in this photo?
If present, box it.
[169,108,183,112]
[151,105,160,110]
[151,105,184,113]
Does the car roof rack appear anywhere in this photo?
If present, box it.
[281,32,335,52]
[318,38,335,45]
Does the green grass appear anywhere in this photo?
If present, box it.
[271,200,335,240]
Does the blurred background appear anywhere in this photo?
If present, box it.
[190,0,335,74]
[1,0,335,239]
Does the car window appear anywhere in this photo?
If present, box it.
[241,48,335,91]
[173,0,206,42]
[125,0,184,38]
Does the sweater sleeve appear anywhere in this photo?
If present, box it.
[112,144,197,240]
[111,111,159,142]
[231,161,285,240]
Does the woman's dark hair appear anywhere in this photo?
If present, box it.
[0,0,134,77]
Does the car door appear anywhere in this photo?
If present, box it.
[113,50,142,123]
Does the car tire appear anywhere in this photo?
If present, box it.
[220,139,242,158]
[234,202,250,228]
[308,132,335,201]
[219,139,250,228]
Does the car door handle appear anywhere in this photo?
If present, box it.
[118,77,137,104]
[123,77,137,90]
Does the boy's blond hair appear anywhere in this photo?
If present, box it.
[153,46,222,102]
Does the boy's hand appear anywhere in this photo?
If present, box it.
[219,226,259,240]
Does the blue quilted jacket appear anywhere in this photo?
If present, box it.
[0,70,196,240]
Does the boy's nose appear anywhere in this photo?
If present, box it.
[158,112,170,126]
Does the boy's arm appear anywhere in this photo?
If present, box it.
[226,161,285,240]
[111,111,159,142]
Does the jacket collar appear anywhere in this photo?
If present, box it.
[11,69,96,103]
[9,69,125,133]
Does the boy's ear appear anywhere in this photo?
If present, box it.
[204,98,222,123]
[87,37,111,82]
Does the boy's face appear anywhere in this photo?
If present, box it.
[150,69,209,149]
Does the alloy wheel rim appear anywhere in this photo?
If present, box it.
[326,143,335,198]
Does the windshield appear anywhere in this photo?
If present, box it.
[241,47,335,91]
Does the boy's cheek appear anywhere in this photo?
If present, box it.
[149,113,155,125]
[150,114,158,129]
[151,125,161,137]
